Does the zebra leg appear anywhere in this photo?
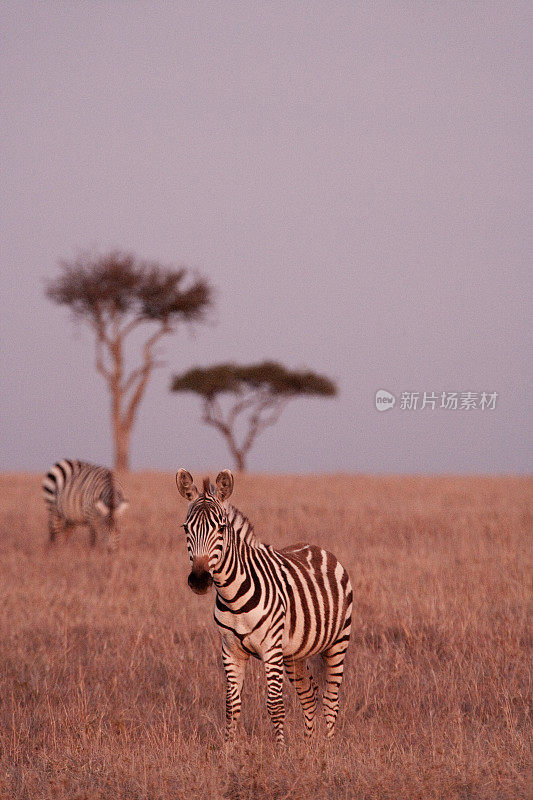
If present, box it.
[48,511,64,543]
[222,640,249,741]
[63,521,75,541]
[321,636,350,739]
[88,517,116,550]
[264,650,286,745]
[105,525,119,553]
[88,524,97,547]
[283,657,318,737]
[93,515,118,552]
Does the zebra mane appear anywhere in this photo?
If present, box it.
[227,503,259,548]
[203,481,259,548]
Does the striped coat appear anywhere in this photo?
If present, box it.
[43,459,128,549]
[176,469,352,744]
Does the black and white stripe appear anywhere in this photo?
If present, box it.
[176,469,353,744]
[42,459,128,550]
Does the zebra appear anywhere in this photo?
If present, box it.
[42,459,128,550]
[176,468,353,745]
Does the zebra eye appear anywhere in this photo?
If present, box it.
[182,523,188,533]
[219,523,226,532]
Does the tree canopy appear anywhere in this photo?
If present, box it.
[47,251,211,325]
[171,361,337,398]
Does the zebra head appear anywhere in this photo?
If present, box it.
[176,468,234,595]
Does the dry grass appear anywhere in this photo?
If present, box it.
[0,473,530,799]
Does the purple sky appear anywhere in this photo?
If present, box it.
[1,2,531,473]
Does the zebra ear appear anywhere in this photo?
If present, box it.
[176,469,199,501]
[215,470,234,504]
[115,500,129,517]
[95,500,109,517]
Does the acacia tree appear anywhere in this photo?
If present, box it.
[171,361,337,471]
[47,251,212,471]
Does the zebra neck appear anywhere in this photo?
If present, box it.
[226,504,259,547]
[213,516,268,597]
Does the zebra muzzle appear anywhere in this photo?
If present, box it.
[188,558,213,595]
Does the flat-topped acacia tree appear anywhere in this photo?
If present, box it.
[46,251,212,471]
[171,361,337,471]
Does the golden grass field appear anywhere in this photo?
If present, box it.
[0,472,530,800]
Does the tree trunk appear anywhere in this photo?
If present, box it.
[114,422,131,472]
[94,316,173,474]
[224,433,246,472]
[109,329,131,472]
[234,450,246,472]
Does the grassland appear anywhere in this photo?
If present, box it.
[0,473,530,799]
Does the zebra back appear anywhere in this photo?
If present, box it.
[42,459,126,521]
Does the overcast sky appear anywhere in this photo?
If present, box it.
[1,1,531,474]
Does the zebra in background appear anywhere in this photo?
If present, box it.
[176,469,353,745]
[42,460,128,550]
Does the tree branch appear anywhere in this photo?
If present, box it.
[203,396,230,434]
[202,397,243,467]
[90,310,115,382]
[120,316,144,339]
[121,358,166,395]
[201,390,291,469]
[226,390,261,430]
[94,334,113,381]
[121,322,171,429]
[240,395,291,457]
